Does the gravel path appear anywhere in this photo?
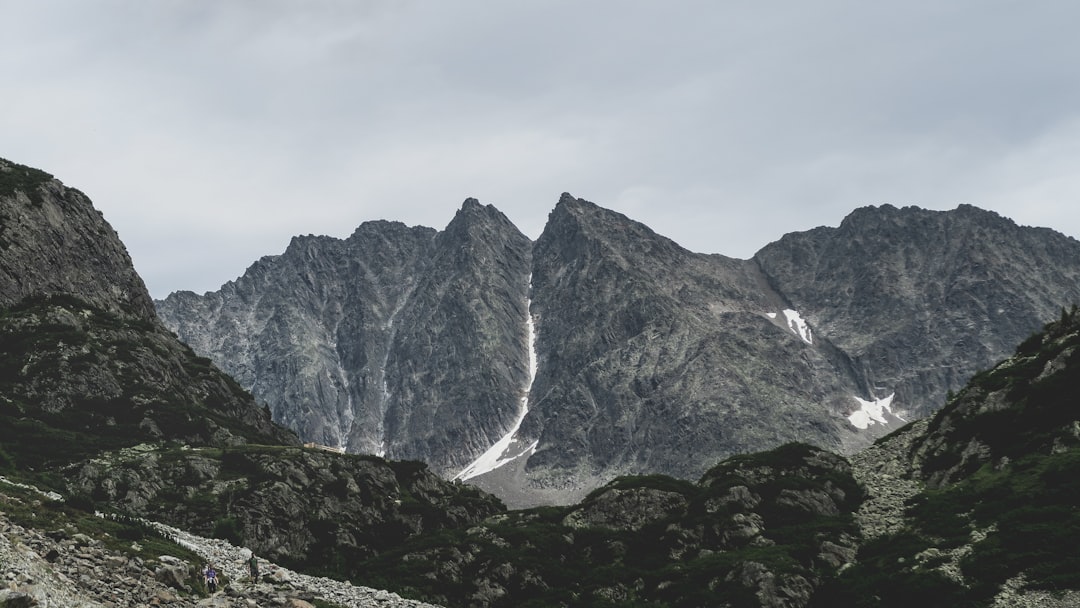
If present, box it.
[147,519,444,608]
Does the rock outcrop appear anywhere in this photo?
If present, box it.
[0,157,298,461]
[356,442,864,608]
[68,443,503,568]
[0,158,155,322]
[0,482,444,607]
[819,307,1080,608]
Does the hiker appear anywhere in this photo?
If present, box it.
[248,554,259,581]
[204,564,218,593]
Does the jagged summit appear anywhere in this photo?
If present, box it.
[542,193,690,270]
[440,197,524,245]
[158,194,1080,507]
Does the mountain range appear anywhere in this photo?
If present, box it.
[157,192,1080,507]
[3,155,1080,607]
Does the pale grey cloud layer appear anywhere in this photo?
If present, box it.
[5,1,1080,298]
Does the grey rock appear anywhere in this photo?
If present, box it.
[0,159,156,322]
[0,158,298,454]
[0,590,35,608]
[157,199,533,477]
[157,195,1080,507]
[70,444,502,567]
[562,486,688,531]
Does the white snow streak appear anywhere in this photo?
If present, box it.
[329,330,355,452]
[782,309,813,344]
[455,288,538,481]
[375,294,410,458]
[847,393,900,430]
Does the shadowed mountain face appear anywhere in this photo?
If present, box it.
[158,199,534,476]
[157,193,1080,506]
[0,158,298,465]
[753,203,1080,420]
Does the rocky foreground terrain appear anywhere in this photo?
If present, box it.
[0,477,441,607]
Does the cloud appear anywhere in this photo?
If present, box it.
[4,2,1080,298]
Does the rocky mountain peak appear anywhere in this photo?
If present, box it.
[540,193,687,269]
[833,203,1017,240]
[441,197,521,242]
[0,157,157,323]
[156,189,1080,509]
[348,218,416,240]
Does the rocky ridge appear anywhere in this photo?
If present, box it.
[0,157,297,463]
[354,442,865,608]
[813,307,1080,608]
[160,193,1080,507]
[7,155,1080,606]
[0,156,467,605]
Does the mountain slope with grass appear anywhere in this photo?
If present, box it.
[818,306,1080,608]
[0,157,298,476]
[0,157,499,606]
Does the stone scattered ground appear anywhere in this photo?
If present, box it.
[849,420,927,541]
[0,488,443,608]
[849,421,1080,607]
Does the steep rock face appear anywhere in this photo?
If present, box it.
[754,203,1080,422]
[159,220,439,454]
[0,158,156,322]
[381,200,533,473]
[0,159,297,461]
[157,199,533,475]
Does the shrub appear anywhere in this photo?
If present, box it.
[212,516,243,545]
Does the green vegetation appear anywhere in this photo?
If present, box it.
[0,294,291,477]
[816,446,1080,608]
[0,158,53,206]
[350,442,863,607]
[0,477,204,572]
[817,306,1080,607]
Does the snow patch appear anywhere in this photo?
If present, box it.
[848,393,900,430]
[782,309,813,344]
[455,283,538,481]
[331,352,354,452]
[375,291,412,457]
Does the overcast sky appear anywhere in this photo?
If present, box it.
[5,1,1080,299]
